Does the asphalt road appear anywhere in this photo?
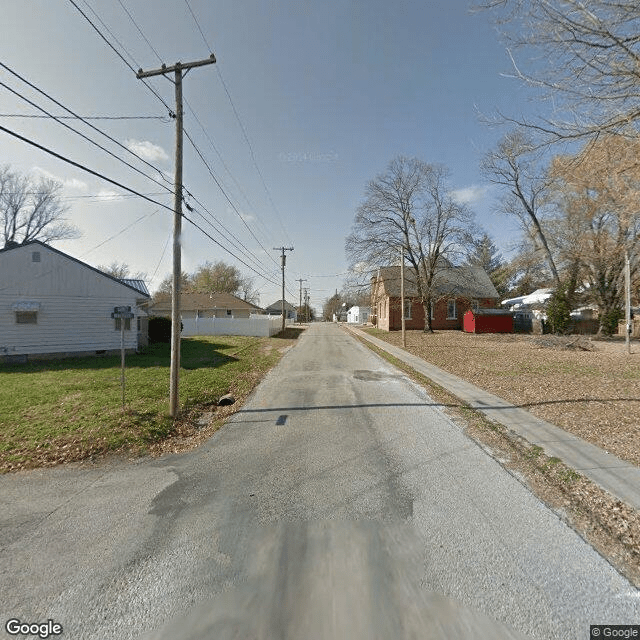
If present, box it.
[1,323,638,639]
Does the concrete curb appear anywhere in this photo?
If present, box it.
[347,326,640,511]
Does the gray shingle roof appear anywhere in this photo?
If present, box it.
[374,265,499,299]
[150,292,263,313]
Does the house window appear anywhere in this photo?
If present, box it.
[447,300,457,319]
[226,309,232,317]
[16,311,37,324]
[115,317,131,331]
[404,300,412,320]
[472,299,480,313]
[31,251,41,263]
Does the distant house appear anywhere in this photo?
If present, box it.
[502,288,553,311]
[0,241,150,362]
[149,292,263,321]
[265,300,297,321]
[371,265,499,331]
[148,292,274,338]
[346,306,371,324]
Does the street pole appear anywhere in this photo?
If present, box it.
[296,278,307,324]
[625,249,631,354]
[137,54,216,418]
[120,319,126,408]
[273,247,294,331]
[400,246,406,348]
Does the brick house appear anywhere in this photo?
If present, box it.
[371,265,499,331]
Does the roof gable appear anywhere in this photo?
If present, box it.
[265,300,296,312]
[0,240,150,298]
[373,265,499,300]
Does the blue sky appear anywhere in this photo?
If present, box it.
[1,0,533,310]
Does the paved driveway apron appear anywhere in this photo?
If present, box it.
[0,323,637,639]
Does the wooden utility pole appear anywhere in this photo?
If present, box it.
[273,247,294,331]
[400,246,406,348]
[296,278,307,324]
[137,54,216,418]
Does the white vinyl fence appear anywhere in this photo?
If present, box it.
[181,315,291,337]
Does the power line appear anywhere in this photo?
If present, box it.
[68,0,174,115]
[0,123,282,290]
[69,0,287,289]
[183,213,280,286]
[183,129,282,272]
[0,123,174,211]
[184,0,213,51]
[0,79,172,196]
[0,113,167,120]
[182,98,280,249]
[116,0,164,65]
[0,62,172,191]
[215,66,292,245]
[78,209,161,258]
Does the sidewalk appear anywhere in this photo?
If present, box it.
[347,326,640,511]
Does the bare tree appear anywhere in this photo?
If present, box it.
[154,271,191,299]
[346,156,475,332]
[481,130,561,287]
[155,261,259,304]
[479,0,640,141]
[98,261,146,280]
[0,166,79,248]
[548,134,640,333]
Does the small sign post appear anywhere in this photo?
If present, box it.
[111,306,135,408]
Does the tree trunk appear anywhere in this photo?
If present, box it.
[423,300,433,333]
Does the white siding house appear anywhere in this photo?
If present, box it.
[346,306,371,324]
[0,241,150,362]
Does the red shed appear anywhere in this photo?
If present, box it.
[463,308,513,334]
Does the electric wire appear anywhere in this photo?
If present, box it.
[68,0,174,116]
[116,0,163,65]
[183,128,282,273]
[0,113,167,120]
[151,229,172,282]
[78,209,161,258]
[182,98,279,249]
[0,124,283,286]
[0,76,172,195]
[214,66,292,246]
[0,123,173,211]
[181,0,291,247]
[181,212,280,286]
[184,0,213,52]
[68,0,289,287]
[184,196,276,276]
[72,0,277,275]
[0,61,172,190]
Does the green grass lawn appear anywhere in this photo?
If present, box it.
[0,332,301,472]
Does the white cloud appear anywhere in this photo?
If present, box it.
[96,189,121,201]
[32,166,87,191]
[125,139,169,163]
[450,184,490,205]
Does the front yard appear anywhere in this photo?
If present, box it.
[0,330,303,472]
[365,329,640,467]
